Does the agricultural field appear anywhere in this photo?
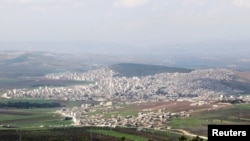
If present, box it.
[0,99,73,129]
[99,100,222,118]
[169,103,250,136]
[0,108,72,129]
[0,98,105,130]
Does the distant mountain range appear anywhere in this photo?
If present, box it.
[0,51,194,78]
[1,40,250,58]
[0,51,92,78]
[0,41,137,55]
[0,39,250,78]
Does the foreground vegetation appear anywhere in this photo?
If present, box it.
[0,126,205,141]
[91,129,149,141]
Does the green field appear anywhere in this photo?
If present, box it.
[0,98,57,104]
[0,99,74,129]
[169,103,250,136]
[144,128,185,139]
[0,108,72,129]
[90,129,149,141]
[234,103,250,109]
[0,98,104,130]
[105,104,140,118]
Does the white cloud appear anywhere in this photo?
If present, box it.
[113,0,149,8]
[233,0,250,8]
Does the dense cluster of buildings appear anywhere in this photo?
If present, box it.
[2,67,249,127]
[59,99,191,128]
[4,68,243,101]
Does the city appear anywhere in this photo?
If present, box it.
[2,67,249,130]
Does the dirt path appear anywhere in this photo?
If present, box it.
[55,110,80,126]
[171,129,208,140]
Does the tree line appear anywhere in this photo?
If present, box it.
[0,101,61,108]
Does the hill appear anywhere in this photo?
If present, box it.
[0,51,92,78]
[109,63,193,77]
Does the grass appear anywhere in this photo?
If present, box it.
[169,103,250,136]
[0,98,83,108]
[233,103,250,109]
[0,118,73,130]
[0,108,72,129]
[0,112,36,121]
[115,104,141,117]
[66,100,83,108]
[0,98,81,130]
[90,129,149,141]
[13,118,73,129]
[0,98,57,104]
[169,118,210,129]
[92,103,141,118]
[144,128,182,138]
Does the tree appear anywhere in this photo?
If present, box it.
[81,136,89,141]
[179,135,188,141]
[190,136,203,141]
[121,136,126,141]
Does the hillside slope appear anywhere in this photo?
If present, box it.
[109,63,193,77]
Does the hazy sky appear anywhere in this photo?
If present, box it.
[0,0,250,46]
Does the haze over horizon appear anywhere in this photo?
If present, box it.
[0,0,250,51]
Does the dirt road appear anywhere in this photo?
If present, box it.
[171,129,208,140]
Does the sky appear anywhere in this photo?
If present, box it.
[0,0,250,47]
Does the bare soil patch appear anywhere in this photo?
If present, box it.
[234,71,250,81]
[136,100,227,113]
